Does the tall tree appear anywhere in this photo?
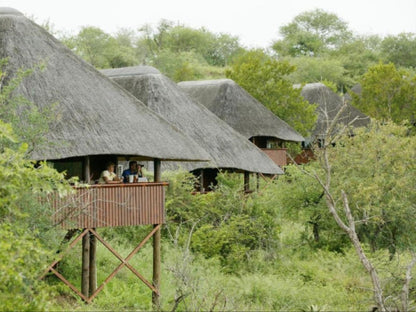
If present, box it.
[226,50,317,136]
[352,62,416,126]
[272,9,352,57]
[380,33,416,68]
[304,118,416,310]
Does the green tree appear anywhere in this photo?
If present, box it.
[380,33,416,68]
[305,120,416,310]
[328,36,381,89]
[286,56,346,87]
[272,9,352,57]
[226,50,317,136]
[0,61,73,310]
[62,26,138,68]
[352,62,416,125]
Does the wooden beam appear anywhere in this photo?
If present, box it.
[84,156,90,184]
[81,230,90,298]
[89,231,97,296]
[153,158,161,310]
[200,169,204,193]
[244,171,250,193]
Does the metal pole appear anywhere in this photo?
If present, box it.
[152,158,161,310]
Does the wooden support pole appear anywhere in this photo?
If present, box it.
[256,173,260,191]
[200,169,204,193]
[153,158,161,310]
[81,230,90,298]
[244,171,250,193]
[154,158,161,183]
[89,231,97,296]
[84,156,90,184]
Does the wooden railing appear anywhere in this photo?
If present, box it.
[260,148,288,167]
[50,182,168,229]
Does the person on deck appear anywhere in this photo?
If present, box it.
[98,162,123,184]
[122,161,143,182]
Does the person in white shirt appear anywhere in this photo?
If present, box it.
[98,162,123,184]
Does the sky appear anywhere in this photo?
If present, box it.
[2,0,416,48]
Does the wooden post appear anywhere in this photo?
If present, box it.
[244,171,250,193]
[84,156,96,296]
[81,230,90,298]
[152,158,161,310]
[200,169,204,193]
[256,173,260,191]
[84,156,90,184]
[89,231,97,296]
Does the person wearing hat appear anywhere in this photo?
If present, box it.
[122,161,143,182]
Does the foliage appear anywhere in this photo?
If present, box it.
[380,33,416,68]
[163,170,280,272]
[61,26,139,69]
[0,60,61,153]
[0,61,74,310]
[328,36,381,89]
[286,56,346,88]
[0,224,54,311]
[226,50,317,136]
[0,125,69,310]
[321,121,416,255]
[352,63,416,126]
[272,9,352,57]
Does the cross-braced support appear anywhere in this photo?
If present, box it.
[40,224,162,303]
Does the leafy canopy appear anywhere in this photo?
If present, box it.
[352,62,416,126]
[272,9,352,57]
[226,50,317,136]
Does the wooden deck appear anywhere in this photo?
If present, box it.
[50,182,168,229]
[260,148,288,167]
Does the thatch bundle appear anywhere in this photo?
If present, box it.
[0,8,209,162]
[300,83,370,139]
[102,66,283,174]
[178,79,304,143]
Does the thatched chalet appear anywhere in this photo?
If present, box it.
[178,79,304,167]
[101,66,283,191]
[0,7,210,304]
[296,83,370,163]
[300,83,370,141]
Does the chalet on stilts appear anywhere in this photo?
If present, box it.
[178,79,304,170]
[0,8,210,305]
[101,66,283,193]
[297,83,370,163]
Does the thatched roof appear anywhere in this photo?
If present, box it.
[300,83,370,139]
[101,66,283,174]
[177,79,304,142]
[0,8,210,162]
[344,83,362,103]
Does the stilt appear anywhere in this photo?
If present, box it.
[89,231,97,296]
[200,169,204,193]
[244,171,250,193]
[152,159,161,310]
[81,230,90,298]
[256,173,260,191]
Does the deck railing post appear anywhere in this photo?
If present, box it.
[153,159,161,310]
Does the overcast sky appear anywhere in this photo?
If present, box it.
[3,0,416,48]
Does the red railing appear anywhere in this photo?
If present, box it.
[50,182,168,229]
[260,148,288,167]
